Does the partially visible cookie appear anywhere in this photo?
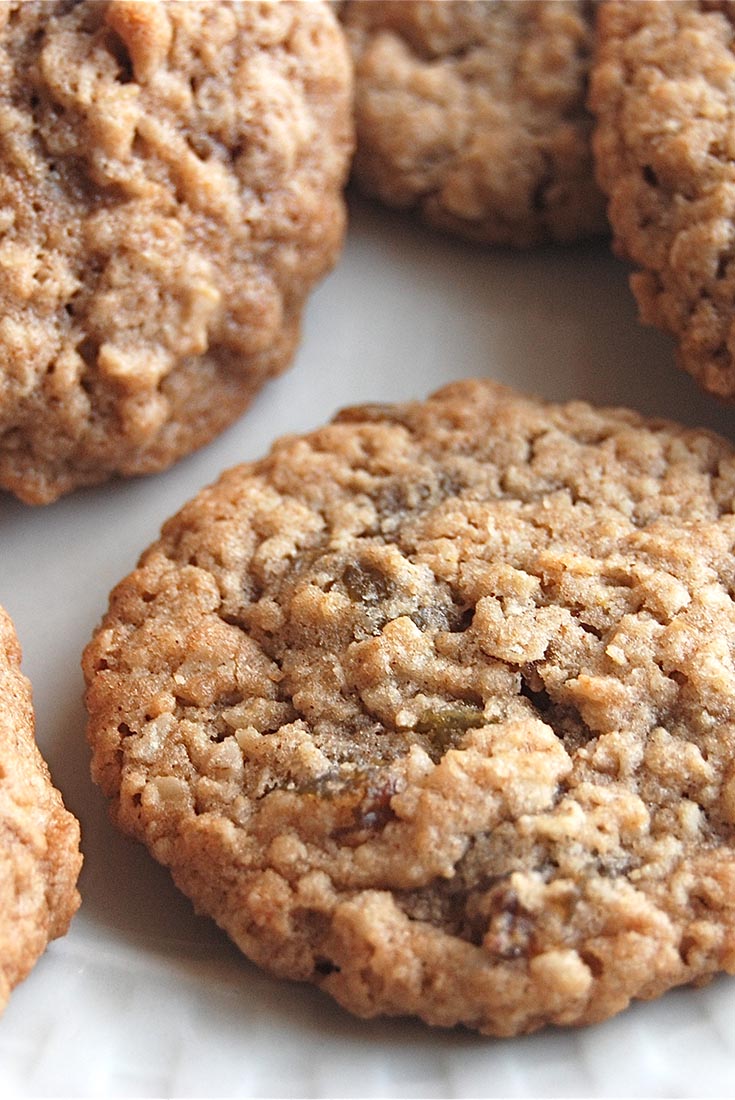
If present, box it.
[84,379,735,1036]
[340,0,606,246]
[590,0,735,400]
[0,607,82,1011]
[0,0,352,504]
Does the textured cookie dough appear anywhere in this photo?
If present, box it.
[0,607,82,1011]
[590,0,735,400]
[340,0,606,246]
[84,380,735,1035]
[0,0,352,503]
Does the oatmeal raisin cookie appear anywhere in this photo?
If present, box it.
[1,606,81,1011]
[341,0,605,245]
[84,380,735,1035]
[0,0,352,503]
[591,0,735,399]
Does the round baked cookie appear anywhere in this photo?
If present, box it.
[0,606,82,1011]
[83,380,735,1036]
[590,0,735,401]
[0,1,352,504]
[339,0,606,246]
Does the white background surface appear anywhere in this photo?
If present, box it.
[1,196,734,1098]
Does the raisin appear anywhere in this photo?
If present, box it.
[342,562,394,603]
[299,767,400,844]
[415,704,485,761]
[478,885,534,959]
[416,704,485,735]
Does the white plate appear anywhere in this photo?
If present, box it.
[1,197,734,1099]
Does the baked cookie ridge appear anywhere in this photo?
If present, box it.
[84,380,735,1035]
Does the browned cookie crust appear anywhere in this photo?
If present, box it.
[0,607,81,1011]
[590,1,735,400]
[340,0,606,246]
[84,380,735,1036]
[0,0,352,504]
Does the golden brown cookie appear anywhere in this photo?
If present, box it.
[83,380,735,1035]
[0,606,82,1011]
[590,0,735,400]
[0,0,352,503]
[340,0,606,246]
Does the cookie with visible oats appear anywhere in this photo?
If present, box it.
[84,379,735,1035]
[340,0,606,246]
[0,0,352,503]
[1,606,81,1011]
[590,0,735,400]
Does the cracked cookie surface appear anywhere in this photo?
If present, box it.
[0,0,352,503]
[591,0,735,400]
[84,379,735,1035]
[340,0,606,246]
[0,607,81,1012]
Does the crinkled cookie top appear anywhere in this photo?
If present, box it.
[341,0,606,245]
[591,0,735,399]
[0,0,352,502]
[84,380,735,1035]
[0,606,82,1012]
